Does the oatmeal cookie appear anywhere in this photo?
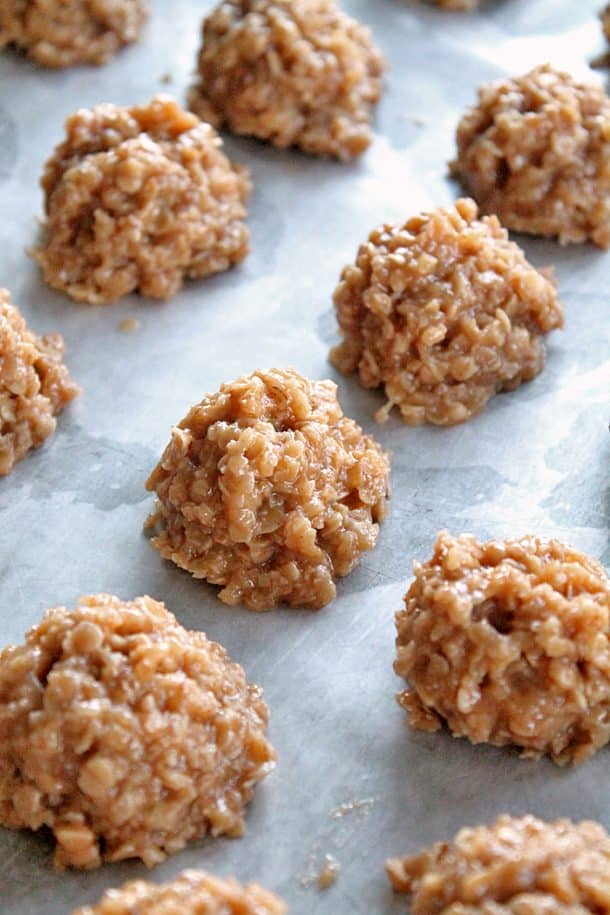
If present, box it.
[0,288,79,475]
[394,531,610,764]
[0,594,275,868]
[452,64,610,248]
[0,0,147,68]
[35,95,251,304]
[188,0,385,161]
[146,368,390,611]
[386,814,610,913]
[71,870,285,914]
[331,198,563,426]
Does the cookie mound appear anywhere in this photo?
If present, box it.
[331,198,563,426]
[0,594,275,869]
[0,288,79,475]
[35,95,251,304]
[386,814,610,913]
[452,64,610,248]
[0,0,147,68]
[394,531,610,764]
[188,0,385,161]
[146,368,390,611]
[71,870,286,915]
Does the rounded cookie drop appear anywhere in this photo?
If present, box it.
[0,0,147,68]
[0,288,79,475]
[145,368,390,611]
[0,594,275,868]
[394,531,610,764]
[452,64,610,248]
[34,96,251,304]
[70,870,286,915]
[386,814,610,912]
[331,198,563,426]
[187,0,385,161]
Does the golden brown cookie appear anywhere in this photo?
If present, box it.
[452,64,610,247]
[0,594,275,868]
[146,368,390,610]
[331,198,563,426]
[0,288,79,475]
[188,0,385,160]
[395,531,610,764]
[0,0,147,68]
[387,814,610,913]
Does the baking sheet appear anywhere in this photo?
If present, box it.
[1,0,609,911]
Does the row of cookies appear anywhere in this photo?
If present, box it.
[3,0,610,310]
[2,2,608,484]
[27,813,610,911]
[2,521,610,909]
[3,1,610,69]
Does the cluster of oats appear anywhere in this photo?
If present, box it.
[0,594,275,869]
[3,4,610,913]
[452,64,610,248]
[188,0,385,160]
[386,815,610,912]
[603,4,610,42]
[35,96,251,304]
[71,870,286,915]
[146,368,390,610]
[0,0,147,68]
[331,198,563,426]
[395,531,610,764]
[0,288,78,475]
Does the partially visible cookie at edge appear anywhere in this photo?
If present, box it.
[0,0,147,68]
[452,64,610,247]
[0,594,275,868]
[386,814,610,911]
[70,870,286,914]
[0,288,79,475]
[331,198,564,426]
[145,368,390,610]
[188,0,385,161]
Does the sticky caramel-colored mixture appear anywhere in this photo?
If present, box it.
[394,531,610,764]
[0,594,275,869]
[188,0,385,161]
[331,198,563,426]
[386,814,610,913]
[146,368,390,611]
[35,95,251,305]
[117,317,139,333]
[452,64,610,248]
[71,870,286,915]
[431,0,477,9]
[0,0,147,68]
[0,288,79,476]
[317,855,340,890]
[603,5,610,42]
